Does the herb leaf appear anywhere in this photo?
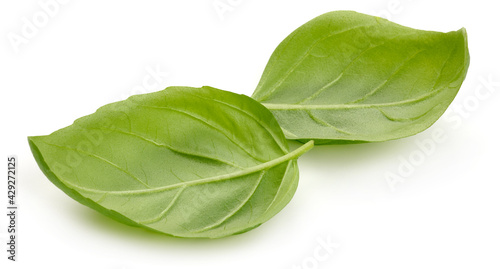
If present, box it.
[29,86,313,238]
[252,11,470,144]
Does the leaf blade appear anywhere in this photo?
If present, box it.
[29,86,313,238]
[253,11,470,143]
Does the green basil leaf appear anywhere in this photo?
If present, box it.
[252,11,470,144]
[29,86,313,238]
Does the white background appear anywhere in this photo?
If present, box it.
[1,0,499,268]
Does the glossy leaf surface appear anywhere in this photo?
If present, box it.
[252,11,470,144]
[29,86,313,238]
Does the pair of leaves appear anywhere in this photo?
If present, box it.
[29,11,469,239]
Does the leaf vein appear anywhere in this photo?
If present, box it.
[185,91,289,154]
[42,141,151,189]
[256,22,378,101]
[88,126,244,169]
[192,170,266,233]
[348,49,426,104]
[61,141,314,196]
[140,186,186,224]
[136,104,267,163]
[306,110,352,135]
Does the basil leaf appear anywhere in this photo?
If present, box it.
[29,86,313,238]
[252,11,470,144]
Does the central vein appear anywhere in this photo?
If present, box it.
[64,140,314,196]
